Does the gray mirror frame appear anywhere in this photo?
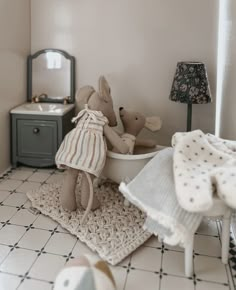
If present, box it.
[27,48,76,103]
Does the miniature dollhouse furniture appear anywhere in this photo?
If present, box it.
[10,49,76,168]
[185,195,232,277]
[119,147,233,278]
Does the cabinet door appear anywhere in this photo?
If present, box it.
[17,120,57,158]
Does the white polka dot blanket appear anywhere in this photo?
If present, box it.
[172,129,236,212]
[119,130,236,247]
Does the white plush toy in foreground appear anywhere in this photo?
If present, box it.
[54,255,116,290]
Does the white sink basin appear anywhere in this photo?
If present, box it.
[10,103,75,116]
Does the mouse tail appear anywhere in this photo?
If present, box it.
[81,172,94,225]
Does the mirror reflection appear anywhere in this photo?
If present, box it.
[27,49,75,103]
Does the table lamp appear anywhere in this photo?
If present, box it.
[169,62,212,131]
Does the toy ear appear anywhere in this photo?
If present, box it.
[99,76,111,102]
[145,116,162,131]
[75,86,95,111]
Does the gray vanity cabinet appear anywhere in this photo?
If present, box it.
[11,48,77,168]
[11,108,75,168]
[17,120,57,158]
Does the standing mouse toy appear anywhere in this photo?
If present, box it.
[55,76,129,223]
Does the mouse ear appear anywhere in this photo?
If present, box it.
[75,86,95,111]
[99,76,111,102]
[145,116,162,131]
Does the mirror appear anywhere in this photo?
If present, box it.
[27,49,76,103]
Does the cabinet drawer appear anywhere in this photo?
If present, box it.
[17,120,57,158]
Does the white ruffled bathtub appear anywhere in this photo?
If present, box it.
[102,145,165,184]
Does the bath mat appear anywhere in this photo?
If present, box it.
[26,178,151,265]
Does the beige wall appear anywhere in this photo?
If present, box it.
[0,0,31,174]
[31,0,218,145]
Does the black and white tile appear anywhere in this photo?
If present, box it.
[0,166,235,289]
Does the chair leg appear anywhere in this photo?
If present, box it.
[185,235,194,277]
[221,209,232,264]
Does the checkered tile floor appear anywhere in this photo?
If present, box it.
[0,166,235,289]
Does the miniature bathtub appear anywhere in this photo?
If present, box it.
[102,145,165,184]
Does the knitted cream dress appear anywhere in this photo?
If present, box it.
[55,106,108,177]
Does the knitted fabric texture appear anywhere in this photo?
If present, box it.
[172,130,236,212]
[119,148,202,247]
[27,177,151,265]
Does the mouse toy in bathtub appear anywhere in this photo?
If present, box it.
[114,107,162,154]
[55,76,129,223]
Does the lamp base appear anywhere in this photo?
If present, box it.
[187,104,192,132]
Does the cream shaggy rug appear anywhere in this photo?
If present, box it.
[27,178,151,265]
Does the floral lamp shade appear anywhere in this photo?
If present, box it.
[169,62,212,131]
[169,62,212,104]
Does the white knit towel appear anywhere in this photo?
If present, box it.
[172,130,236,212]
[119,148,202,247]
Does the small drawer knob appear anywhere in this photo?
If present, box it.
[33,128,40,134]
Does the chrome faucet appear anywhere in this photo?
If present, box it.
[38,93,48,100]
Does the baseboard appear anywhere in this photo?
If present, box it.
[0,166,12,179]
